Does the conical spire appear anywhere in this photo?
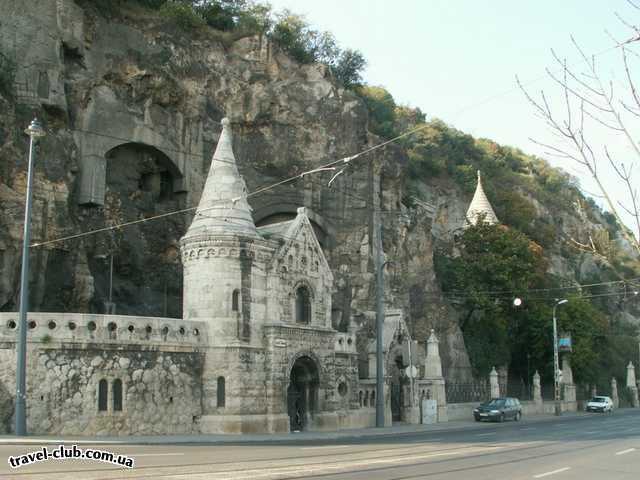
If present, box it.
[465,170,498,226]
[184,118,258,238]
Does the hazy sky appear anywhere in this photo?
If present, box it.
[268,0,640,232]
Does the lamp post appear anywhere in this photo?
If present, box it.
[553,299,568,416]
[15,118,46,436]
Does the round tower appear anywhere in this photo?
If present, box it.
[180,118,271,347]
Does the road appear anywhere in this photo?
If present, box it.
[0,410,638,479]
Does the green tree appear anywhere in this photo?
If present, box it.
[332,49,366,88]
[435,221,546,376]
[356,85,396,138]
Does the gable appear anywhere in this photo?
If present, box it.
[268,208,334,284]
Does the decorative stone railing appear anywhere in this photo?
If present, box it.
[0,312,207,347]
[334,332,357,354]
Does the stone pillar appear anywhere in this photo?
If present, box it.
[611,377,619,409]
[561,356,576,403]
[420,330,447,423]
[490,367,500,399]
[533,371,542,404]
[424,330,443,378]
[627,362,639,408]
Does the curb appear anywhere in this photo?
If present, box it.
[0,410,634,446]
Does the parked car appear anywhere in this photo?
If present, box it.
[585,396,614,413]
[474,397,522,422]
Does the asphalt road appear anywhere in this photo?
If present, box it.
[0,410,638,479]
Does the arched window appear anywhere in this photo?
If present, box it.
[217,376,225,408]
[113,379,123,412]
[232,289,240,312]
[295,286,311,324]
[98,379,108,412]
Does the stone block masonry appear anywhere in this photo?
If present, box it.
[0,313,205,435]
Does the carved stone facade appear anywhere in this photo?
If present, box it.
[0,119,445,436]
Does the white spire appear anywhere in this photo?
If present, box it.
[184,118,258,238]
[465,170,498,226]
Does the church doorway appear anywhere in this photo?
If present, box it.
[287,356,319,432]
[389,354,405,422]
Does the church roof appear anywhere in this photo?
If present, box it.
[183,118,258,238]
[465,170,498,226]
[256,220,294,239]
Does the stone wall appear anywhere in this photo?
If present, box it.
[0,313,205,435]
[445,400,579,422]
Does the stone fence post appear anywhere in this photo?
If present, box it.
[627,362,639,408]
[533,371,542,404]
[611,377,619,409]
[489,367,500,399]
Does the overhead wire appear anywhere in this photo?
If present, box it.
[26,33,640,249]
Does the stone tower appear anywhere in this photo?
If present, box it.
[465,170,498,226]
[181,117,271,347]
[180,118,276,431]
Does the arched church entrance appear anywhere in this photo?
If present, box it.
[287,356,319,432]
[388,351,406,422]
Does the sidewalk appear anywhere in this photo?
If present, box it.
[0,410,611,446]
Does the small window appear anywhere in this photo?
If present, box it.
[217,376,225,408]
[98,379,108,412]
[232,289,240,312]
[295,286,311,324]
[113,379,123,412]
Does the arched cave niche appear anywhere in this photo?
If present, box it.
[89,142,186,319]
[105,143,183,205]
[255,210,328,249]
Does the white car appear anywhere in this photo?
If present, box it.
[585,396,613,413]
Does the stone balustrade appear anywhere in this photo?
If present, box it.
[334,332,357,354]
[0,312,207,347]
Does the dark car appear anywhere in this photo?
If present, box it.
[474,397,522,422]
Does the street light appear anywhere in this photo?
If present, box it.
[15,118,46,436]
[553,299,568,416]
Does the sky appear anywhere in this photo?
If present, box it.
[268,0,640,234]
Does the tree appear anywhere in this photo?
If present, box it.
[356,85,397,138]
[332,49,366,88]
[435,221,546,375]
[518,6,640,260]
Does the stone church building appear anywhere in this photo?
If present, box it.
[0,118,448,436]
[180,118,359,433]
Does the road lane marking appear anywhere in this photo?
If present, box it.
[129,453,186,457]
[205,445,505,480]
[584,431,598,434]
[300,445,351,450]
[475,432,497,436]
[553,423,568,427]
[519,427,536,431]
[533,467,571,478]
[615,448,636,455]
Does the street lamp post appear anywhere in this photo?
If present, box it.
[15,118,46,436]
[552,299,568,416]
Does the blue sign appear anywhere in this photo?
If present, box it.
[558,335,572,352]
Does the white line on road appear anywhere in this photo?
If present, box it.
[519,427,536,431]
[584,431,598,434]
[300,445,351,450]
[615,448,636,456]
[553,423,568,427]
[533,467,571,478]
[129,453,186,457]
[475,432,497,436]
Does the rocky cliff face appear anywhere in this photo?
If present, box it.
[1,1,635,383]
